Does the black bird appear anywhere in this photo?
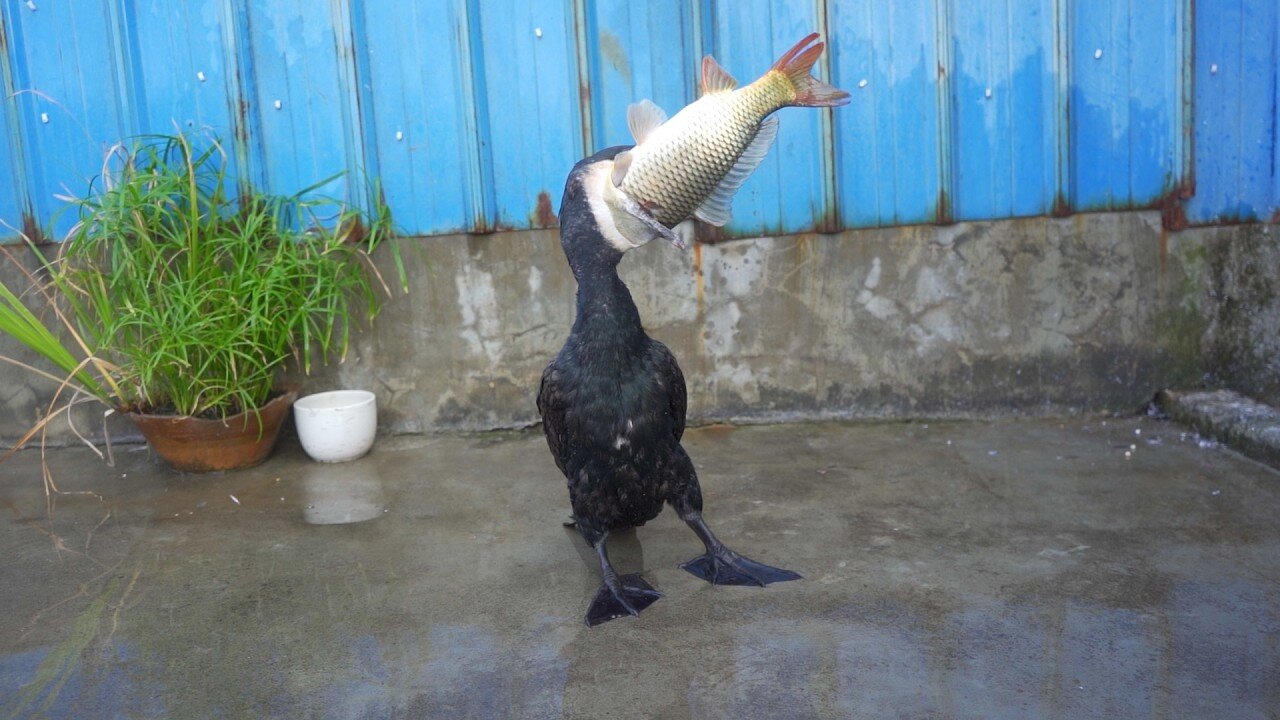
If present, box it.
[538,146,800,627]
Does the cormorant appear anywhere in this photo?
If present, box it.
[538,146,800,627]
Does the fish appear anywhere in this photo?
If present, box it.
[600,33,849,249]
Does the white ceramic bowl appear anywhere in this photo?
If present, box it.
[294,390,377,463]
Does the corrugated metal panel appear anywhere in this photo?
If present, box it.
[1185,0,1280,224]
[0,0,1275,242]
[355,0,479,234]
[710,0,830,236]
[1071,0,1185,211]
[828,0,945,226]
[243,1,351,200]
[583,1,701,151]
[474,0,582,230]
[949,0,1058,220]
[0,8,23,236]
[3,0,131,239]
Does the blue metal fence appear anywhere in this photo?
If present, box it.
[0,0,1276,242]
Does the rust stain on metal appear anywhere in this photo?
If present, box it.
[934,190,954,225]
[234,98,251,144]
[469,212,513,235]
[1157,179,1194,231]
[338,217,368,245]
[532,191,558,228]
[813,204,841,234]
[694,220,727,245]
[20,212,47,244]
[1050,192,1072,218]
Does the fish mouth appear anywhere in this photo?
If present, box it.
[598,169,686,251]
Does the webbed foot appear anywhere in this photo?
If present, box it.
[585,573,662,626]
[681,548,801,586]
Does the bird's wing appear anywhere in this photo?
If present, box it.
[537,363,571,477]
[653,342,687,442]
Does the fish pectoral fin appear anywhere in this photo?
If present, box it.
[611,151,633,187]
[701,55,738,94]
[693,116,779,227]
[627,100,668,144]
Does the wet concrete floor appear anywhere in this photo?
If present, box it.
[0,416,1278,719]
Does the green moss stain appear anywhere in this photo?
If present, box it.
[1152,236,1211,386]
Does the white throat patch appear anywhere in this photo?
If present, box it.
[582,160,657,253]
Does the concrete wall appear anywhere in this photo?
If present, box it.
[1,212,1275,445]
[1198,224,1280,406]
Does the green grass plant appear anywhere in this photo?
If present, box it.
[0,131,403,431]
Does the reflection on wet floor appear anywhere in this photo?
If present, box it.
[0,418,1277,718]
[300,462,387,525]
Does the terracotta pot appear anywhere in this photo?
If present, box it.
[127,391,297,472]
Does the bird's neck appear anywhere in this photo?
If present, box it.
[571,263,645,347]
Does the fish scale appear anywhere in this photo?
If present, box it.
[612,34,849,233]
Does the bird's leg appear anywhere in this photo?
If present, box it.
[670,472,801,587]
[582,531,662,627]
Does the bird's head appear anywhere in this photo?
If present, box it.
[558,147,686,273]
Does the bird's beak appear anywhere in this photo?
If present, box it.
[602,177,686,250]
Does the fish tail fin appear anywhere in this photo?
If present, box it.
[771,33,850,107]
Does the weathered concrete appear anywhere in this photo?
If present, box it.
[1198,223,1280,406]
[1,213,1273,443]
[1157,389,1280,470]
[1,416,1278,718]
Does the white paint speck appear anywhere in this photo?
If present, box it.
[858,78,868,88]
[40,112,49,124]
[26,0,36,10]
[229,494,240,505]
[273,99,282,110]
[984,87,992,98]
[534,27,543,38]
[1094,48,1103,59]
[197,71,206,82]
[395,130,404,141]
[1210,63,1218,74]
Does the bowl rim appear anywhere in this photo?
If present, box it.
[295,389,376,412]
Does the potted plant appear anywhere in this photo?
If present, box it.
[0,132,403,472]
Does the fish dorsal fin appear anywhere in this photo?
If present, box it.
[701,55,738,95]
[626,100,667,144]
[611,150,633,187]
[693,116,778,226]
